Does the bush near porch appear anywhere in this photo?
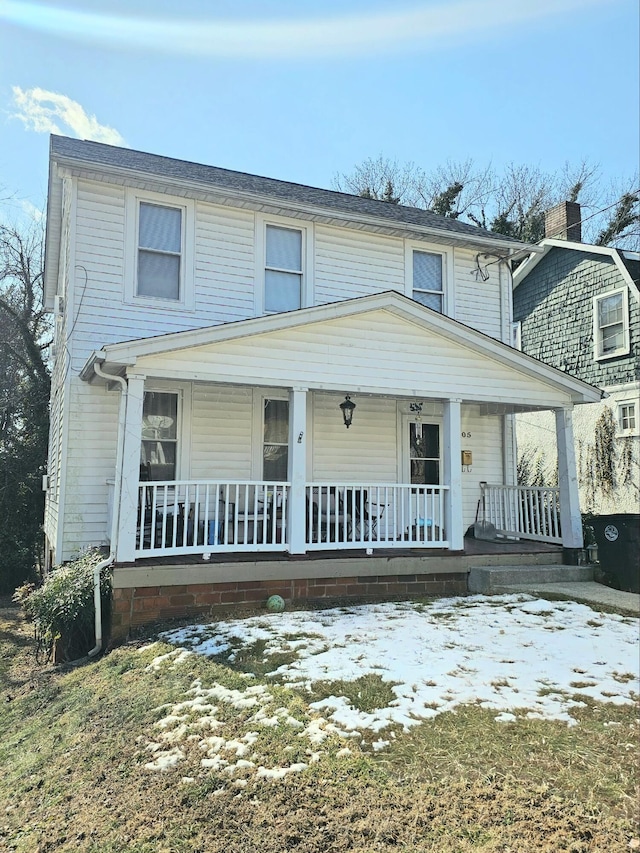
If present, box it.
[13,549,112,662]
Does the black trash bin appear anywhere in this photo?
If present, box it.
[589,514,640,593]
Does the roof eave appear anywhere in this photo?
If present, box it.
[51,150,537,256]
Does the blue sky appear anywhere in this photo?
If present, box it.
[1,0,638,219]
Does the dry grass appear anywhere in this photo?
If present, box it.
[1,601,638,852]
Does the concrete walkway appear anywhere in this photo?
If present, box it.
[499,581,640,617]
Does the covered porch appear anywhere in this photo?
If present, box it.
[84,293,600,567]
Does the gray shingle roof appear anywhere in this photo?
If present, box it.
[50,134,524,247]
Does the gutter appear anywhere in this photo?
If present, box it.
[87,361,129,656]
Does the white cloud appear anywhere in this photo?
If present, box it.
[11,87,125,145]
[1,0,610,60]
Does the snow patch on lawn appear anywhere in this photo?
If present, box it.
[161,595,639,732]
[139,595,639,783]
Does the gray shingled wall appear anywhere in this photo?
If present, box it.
[513,248,639,388]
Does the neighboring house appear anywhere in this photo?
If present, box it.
[513,202,639,515]
[42,137,600,633]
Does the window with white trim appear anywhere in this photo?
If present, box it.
[594,288,629,359]
[140,391,178,481]
[412,250,444,312]
[618,402,637,433]
[263,399,289,481]
[265,225,303,313]
[125,190,194,309]
[137,202,182,300]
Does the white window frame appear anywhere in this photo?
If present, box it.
[125,189,195,311]
[251,390,289,480]
[404,241,454,318]
[593,287,629,361]
[511,321,522,350]
[255,213,313,316]
[400,412,443,486]
[617,401,638,436]
[140,383,192,481]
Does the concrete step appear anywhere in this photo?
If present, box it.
[468,564,594,594]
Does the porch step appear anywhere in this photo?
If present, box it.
[468,564,594,594]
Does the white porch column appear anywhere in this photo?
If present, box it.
[443,398,463,551]
[115,373,145,563]
[555,406,583,556]
[287,387,308,554]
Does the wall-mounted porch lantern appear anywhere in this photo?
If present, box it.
[340,395,356,428]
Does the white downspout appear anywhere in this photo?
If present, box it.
[87,361,128,657]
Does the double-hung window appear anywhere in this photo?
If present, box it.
[411,250,444,313]
[126,190,194,308]
[265,225,303,313]
[137,202,182,300]
[594,288,629,359]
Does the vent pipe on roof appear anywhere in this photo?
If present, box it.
[545,201,582,242]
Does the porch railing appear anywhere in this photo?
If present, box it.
[305,483,448,551]
[481,483,562,544]
[136,480,289,557]
[134,480,449,557]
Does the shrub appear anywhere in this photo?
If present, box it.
[14,549,112,662]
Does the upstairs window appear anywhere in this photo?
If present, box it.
[594,288,629,360]
[412,250,444,313]
[265,225,303,313]
[137,203,182,300]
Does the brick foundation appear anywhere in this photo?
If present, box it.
[110,572,467,639]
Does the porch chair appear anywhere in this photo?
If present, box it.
[343,489,386,541]
[316,487,351,543]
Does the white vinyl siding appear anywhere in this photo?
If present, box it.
[190,385,253,480]
[455,248,503,338]
[312,394,398,482]
[60,381,120,559]
[195,202,255,322]
[314,226,404,304]
[70,179,508,376]
[460,406,503,529]
[135,310,574,409]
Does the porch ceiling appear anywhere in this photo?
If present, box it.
[83,292,601,411]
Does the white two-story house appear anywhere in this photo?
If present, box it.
[42,136,600,636]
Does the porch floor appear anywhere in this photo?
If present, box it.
[116,535,562,569]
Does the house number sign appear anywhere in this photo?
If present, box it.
[461,438,472,472]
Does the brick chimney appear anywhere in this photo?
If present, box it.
[544,201,582,242]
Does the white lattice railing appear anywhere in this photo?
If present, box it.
[481,483,562,544]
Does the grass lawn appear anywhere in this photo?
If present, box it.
[0,597,638,852]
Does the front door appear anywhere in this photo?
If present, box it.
[402,417,442,540]
[403,418,442,486]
